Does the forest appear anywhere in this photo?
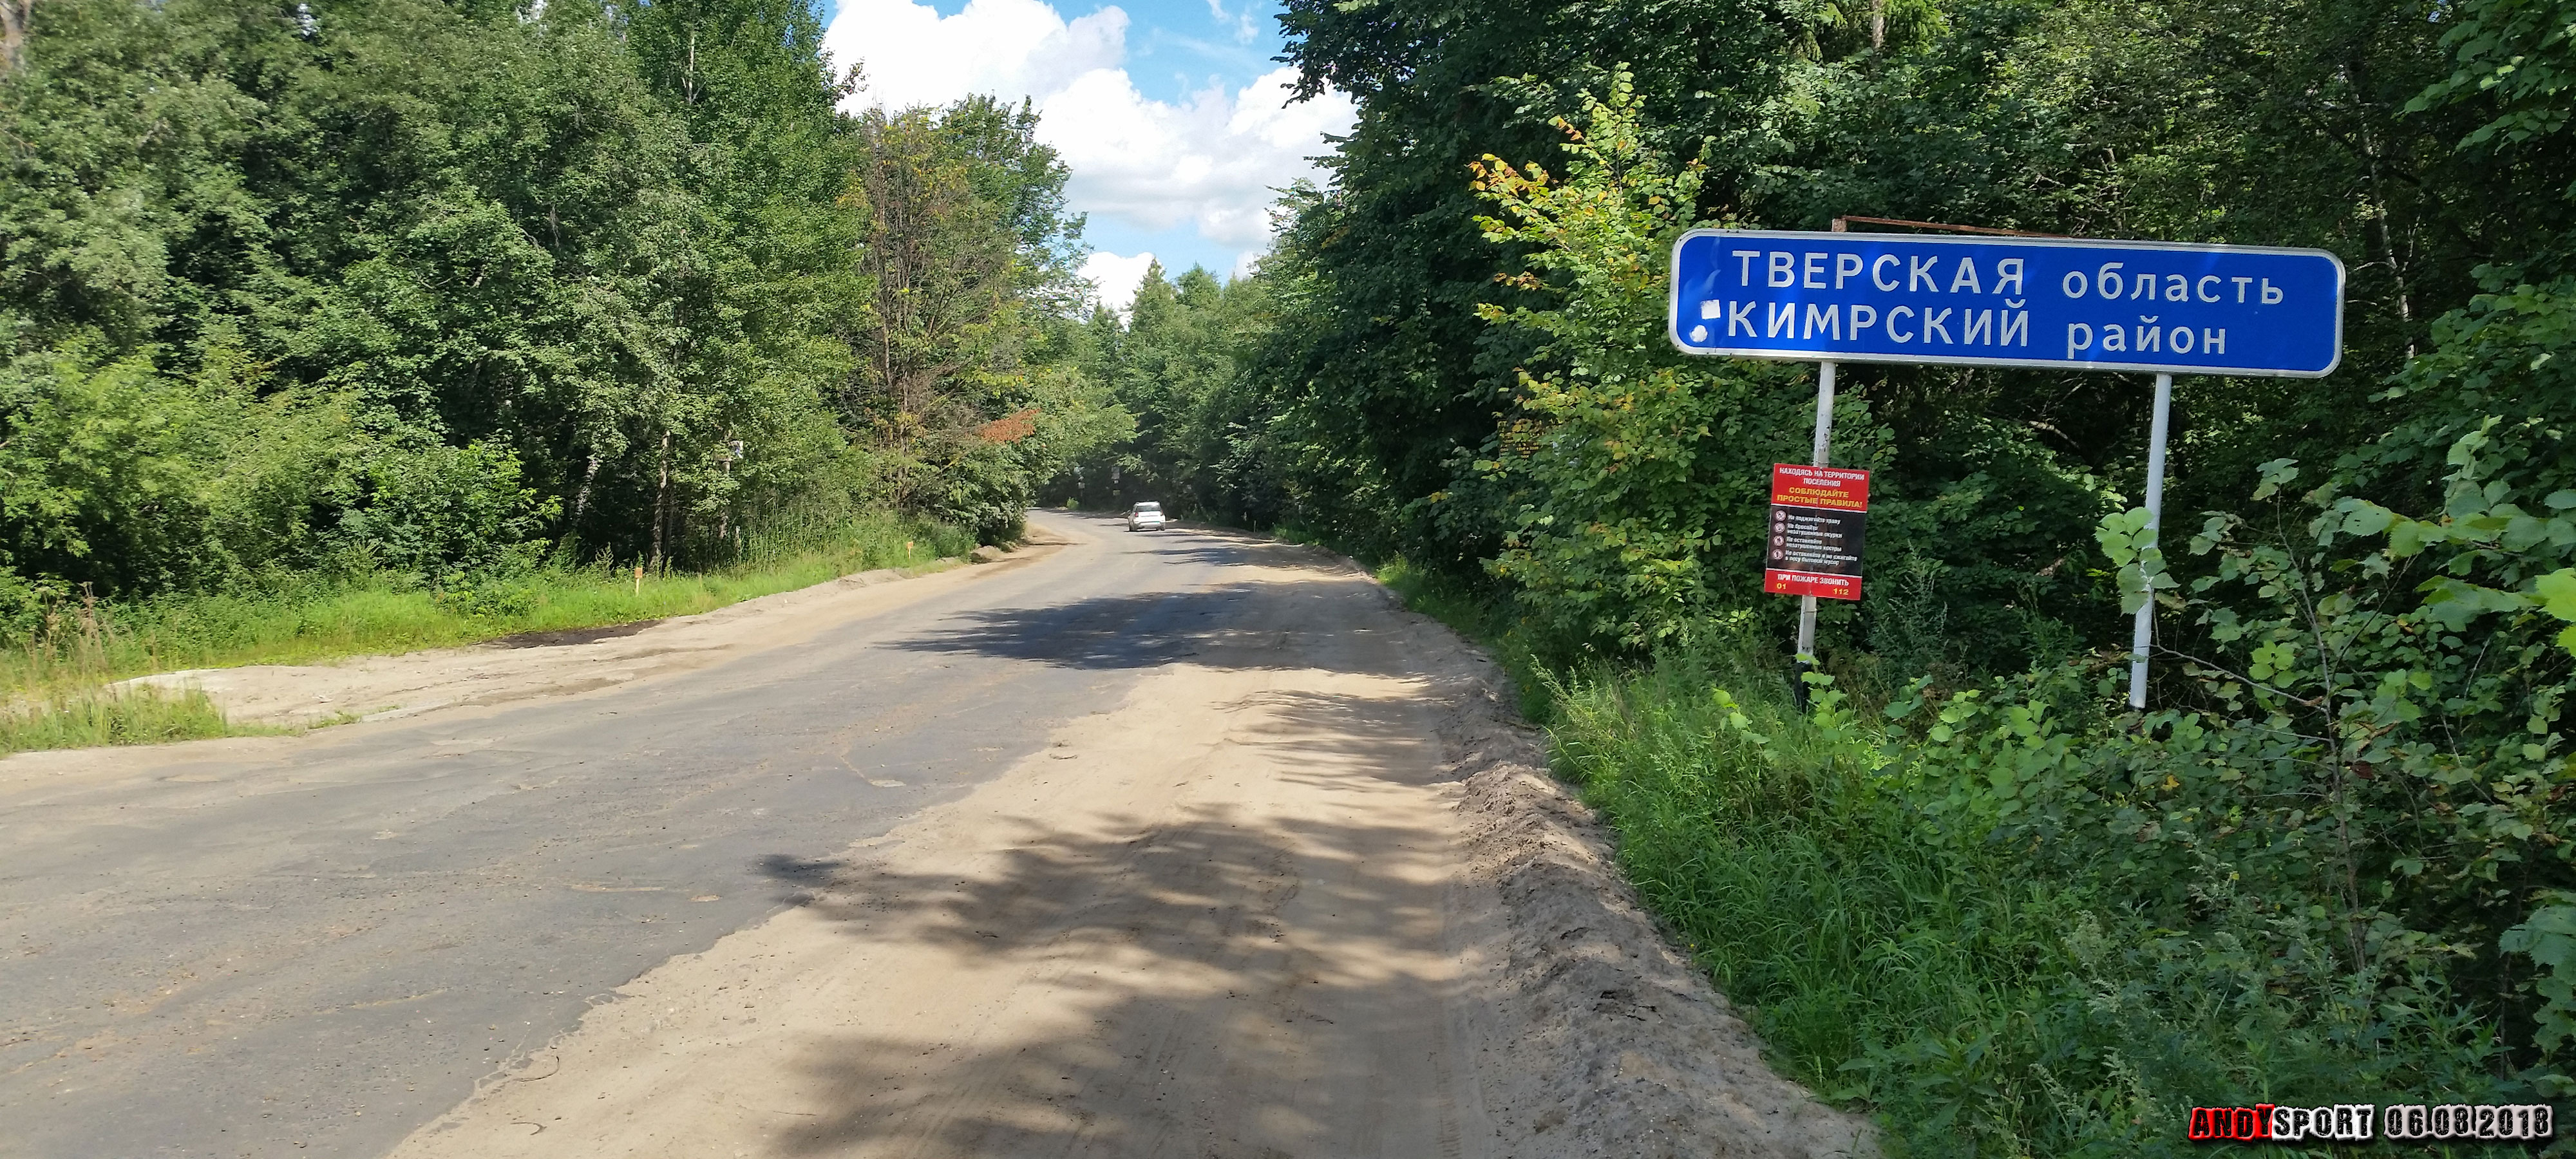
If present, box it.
[0,0,1127,645]
[9,0,2576,1149]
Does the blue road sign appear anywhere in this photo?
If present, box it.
[1668,229,2345,377]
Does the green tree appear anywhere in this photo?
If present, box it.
[0,0,1101,610]
[843,96,1086,542]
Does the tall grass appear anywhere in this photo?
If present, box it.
[1371,563,2530,1156]
[2,513,974,691]
[0,513,976,755]
[0,686,256,755]
[1550,645,2525,1157]
[1549,651,2094,1152]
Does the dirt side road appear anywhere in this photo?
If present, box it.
[1,513,1867,1158]
[108,545,1060,734]
[386,516,1870,1159]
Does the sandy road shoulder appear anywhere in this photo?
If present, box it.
[125,537,1073,730]
[0,536,1070,795]
[384,531,1872,1158]
[1426,645,1875,1156]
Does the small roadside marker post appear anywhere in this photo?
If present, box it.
[1669,225,2343,710]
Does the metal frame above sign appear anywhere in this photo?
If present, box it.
[1671,226,2348,710]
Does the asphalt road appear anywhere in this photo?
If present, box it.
[0,511,1250,1159]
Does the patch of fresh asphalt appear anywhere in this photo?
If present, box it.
[0,511,1242,1158]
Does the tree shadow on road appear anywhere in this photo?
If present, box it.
[1036,511,1369,576]
[885,585,1423,677]
[740,686,1490,1158]
[750,812,1481,1157]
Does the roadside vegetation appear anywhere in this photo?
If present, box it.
[1547,629,2550,1156]
[5,513,974,686]
[1,509,974,750]
[1056,0,2576,1147]
[0,686,250,757]
[0,0,1125,748]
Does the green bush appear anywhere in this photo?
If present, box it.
[0,354,225,594]
[921,440,1034,545]
[1546,420,2576,1153]
[333,442,559,583]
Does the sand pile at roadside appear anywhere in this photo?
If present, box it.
[1430,648,1874,1156]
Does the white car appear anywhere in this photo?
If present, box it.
[1126,502,1166,532]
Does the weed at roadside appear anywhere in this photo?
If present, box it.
[1556,637,2537,1157]
[1374,556,1562,722]
[0,686,265,755]
[1376,561,2546,1154]
[0,514,974,693]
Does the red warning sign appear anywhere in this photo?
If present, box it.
[1763,464,1870,601]
[1770,464,1870,511]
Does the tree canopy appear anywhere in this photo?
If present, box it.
[0,0,1118,621]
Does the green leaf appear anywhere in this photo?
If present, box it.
[2253,458,2300,500]
[2535,569,2576,623]
[2339,500,2397,538]
[2387,518,2441,559]
[2503,898,2576,1053]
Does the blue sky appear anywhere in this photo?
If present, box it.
[1041,0,1292,279]
[819,0,1347,299]
[827,0,1289,106]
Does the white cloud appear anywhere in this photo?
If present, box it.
[831,0,1125,113]
[825,0,1355,257]
[1081,250,1160,315]
[1203,0,1260,42]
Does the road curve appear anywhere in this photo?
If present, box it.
[0,512,1493,1158]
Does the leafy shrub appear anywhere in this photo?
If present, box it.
[0,354,221,594]
[1467,75,1833,651]
[1852,436,2576,1142]
[918,440,1034,545]
[332,442,560,583]
[428,576,540,620]
[1543,408,2576,1155]
[0,566,61,646]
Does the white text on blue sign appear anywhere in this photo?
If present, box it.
[1668,230,2345,378]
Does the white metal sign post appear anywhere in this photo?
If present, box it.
[1797,360,1835,670]
[1667,228,2344,709]
[2131,372,2174,709]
